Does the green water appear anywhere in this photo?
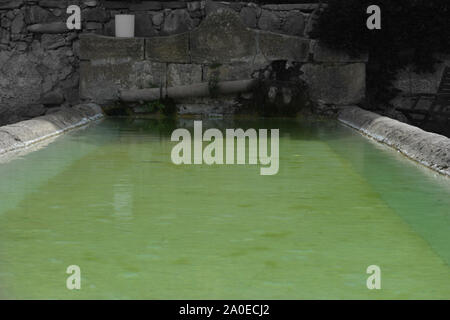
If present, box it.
[0,118,449,299]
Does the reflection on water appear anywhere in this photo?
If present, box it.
[0,118,449,299]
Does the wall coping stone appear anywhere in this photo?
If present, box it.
[0,103,104,157]
[338,106,450,176]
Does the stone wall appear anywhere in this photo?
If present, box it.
[79,4,367,112]
[0,0,366,123]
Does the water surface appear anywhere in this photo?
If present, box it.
[0,118,449,299]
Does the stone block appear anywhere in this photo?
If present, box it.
[240,7,257,28]
[130,61,167,89]
[80,60,166,103]
[313,42,368,63]
[257,31,310,62]
[190,9,257,64]
[0,0,23,10]
[79,34,144,61]
[79,61,130,103]
[27,22,70,33]
[281,12,305,37]
[145,32,190,63]
[135,13,158,37]
[161,9,194,35]
[167,63,202,86]
[258,10,281,33]
[301,63,366,105]
[203,63,258,82]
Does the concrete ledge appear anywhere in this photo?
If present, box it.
[338,106,450,176]
[0,104,104,156]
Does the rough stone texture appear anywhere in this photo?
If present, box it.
[161,9,193,35]
[177,99,237,116]
[80,61,131,104]
[0,44,76,125]
[313,42,368,63]
[301,63,366,105]
[27,22,69,33]
[239,6,257,28]
[135,13,158,37]
[190,9,256,64]
[338,106,450,176]
[258,9,281,32]
[204,63,258,82]
[1,1,370,122]
[167,63,202,86]
[257,31,310,62]
[145,32,190,63]
[0,103,103,156]
[393,58,450,95]
[130,61,167,89]
[281,12,305,36]
[79,6,366,108]
[79,34,144,61]
[80,59,167,104]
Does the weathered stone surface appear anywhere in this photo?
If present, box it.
[80,59,166,103]
[281,12,305,36]
[313,42,368,63]
[11,12,25,34]
[79,61,130,103]
[240,7,257,28]
[177,101,237,116]
[0,103,103,156]
[135,13,158,37]
[84,7,109,22]
[163,1,187,9]
[161,9,193,35]
[41,34,66,49]
[0,29,10,44]
[187,1,201,12]
[0,0,23,10]
[258,10,281,32]
[338,106,450,176]
[38,0,69,9]
[145,32,189,63]
[79,34,144,61]
[204,63,259,82]
[204,0,233,16]
[24,6,53,24]
[262,4,321,11]
[130,61,166,89]
[40,90,64,105]
[152,12,164,26]
[129,1,162,11]
[257,31,310,62]
[85,22,102,30]
[393,62,449,95]
[0,53,44,123]
[27,22,69,33]
[190,9,256,64]
[103,1,130,9]
[167,63,202,86]
[301,63,366,105]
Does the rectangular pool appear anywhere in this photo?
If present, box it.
[0,118,449,299]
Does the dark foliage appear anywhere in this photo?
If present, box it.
[312,0,450,107]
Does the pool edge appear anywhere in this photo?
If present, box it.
[0,104,104,157]
[337,106,450,177]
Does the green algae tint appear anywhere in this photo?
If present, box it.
[0,118,448,299]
